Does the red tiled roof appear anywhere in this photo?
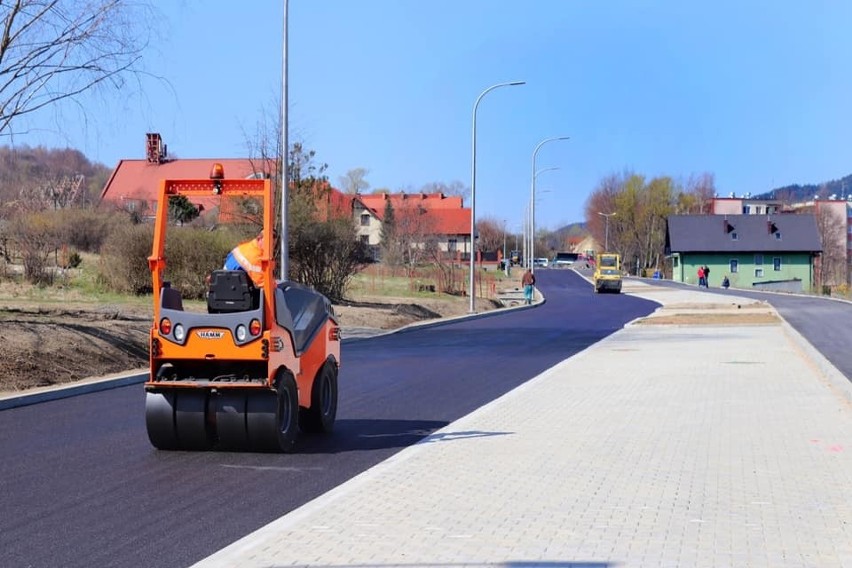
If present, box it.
[424,208,470,234]
[314,182,354,221]
[100,158,354,221]
[353,192,470,236]
[357,192,464,217]
[100,158,275,214]
[100,158,468,235]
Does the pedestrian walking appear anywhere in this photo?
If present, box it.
[697,265,705,287]
[522,268,536,305]
[703,265,711,287]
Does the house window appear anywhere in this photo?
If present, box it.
[731,232,738,240]
[447,239,457,252]
[730,259,738,273]
[755,267,764,278]
[773,257,781,271]
[754,254,764,265]
[672,256,679,268]
[742,205,750,214]
[360,213,370,226]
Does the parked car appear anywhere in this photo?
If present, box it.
[552,252,580,268]
[534,257,549,268]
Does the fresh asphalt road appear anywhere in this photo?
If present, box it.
[0,269,658,568]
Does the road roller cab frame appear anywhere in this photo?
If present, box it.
[145,166,340,452]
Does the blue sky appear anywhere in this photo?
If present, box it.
[9,0,852,232]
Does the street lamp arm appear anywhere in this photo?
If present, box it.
[469,80,526,313]
[529,135,570,271]
[597,211,616,252]
[472,81,526,117]
[534,166,560,179]
[533,136,570,159]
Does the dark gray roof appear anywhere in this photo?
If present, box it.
[666,214,822,253]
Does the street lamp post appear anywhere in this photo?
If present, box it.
[528,167,559,270]
[598,211,616,251]
[530,136,569,272]
[469,80,525,313]
[502,219,507,263]
[279,0,290,281]
[523,202,529,269]
[502,219,508,275]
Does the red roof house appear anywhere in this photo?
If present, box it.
[100,134,472,258]
[351,191,472,260]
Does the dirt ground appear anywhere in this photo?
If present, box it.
[0,290,506,395]
[633,300,780,326]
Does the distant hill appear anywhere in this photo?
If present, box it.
[542,222,587,253]
[754,173,852,203]
[0,145,111,206]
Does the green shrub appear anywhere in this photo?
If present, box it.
[97,224,238,298]
[161,228,234,299]
[7,211,64,285]
[98,223,154,294]
[54,208,126,253]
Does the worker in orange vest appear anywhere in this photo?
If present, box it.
[223,231,266,288]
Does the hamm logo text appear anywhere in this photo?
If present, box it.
[196,330,225,339]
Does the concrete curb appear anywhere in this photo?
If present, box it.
[0,369,148,411]
[780,321,852,404]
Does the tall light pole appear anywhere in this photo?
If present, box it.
[530,136,569,272]
[502,219,507,264]
[522,202,527,270]
[469,80,525,313]
[528,166,559,270]
[279,0,289,281]
[598,211,616,251]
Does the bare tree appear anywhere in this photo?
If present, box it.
[425,236,462,294]
[682,172,716,214]
[338,167,370,194]
[419,180,469,205]
[815,203,847,287]
[382,201,438,275]
[583,172,624,250]
[475,216,503,256]
[773,188,799,210]
[19,173,85,209]
[0,0,154,136]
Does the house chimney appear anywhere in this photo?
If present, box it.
[146,133,165,163]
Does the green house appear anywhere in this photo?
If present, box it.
[665,214,822,292]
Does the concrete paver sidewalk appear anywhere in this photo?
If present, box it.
[194,281,852,568]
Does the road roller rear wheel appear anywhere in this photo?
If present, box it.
[145,391,179,450]
[300,362,338,434]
